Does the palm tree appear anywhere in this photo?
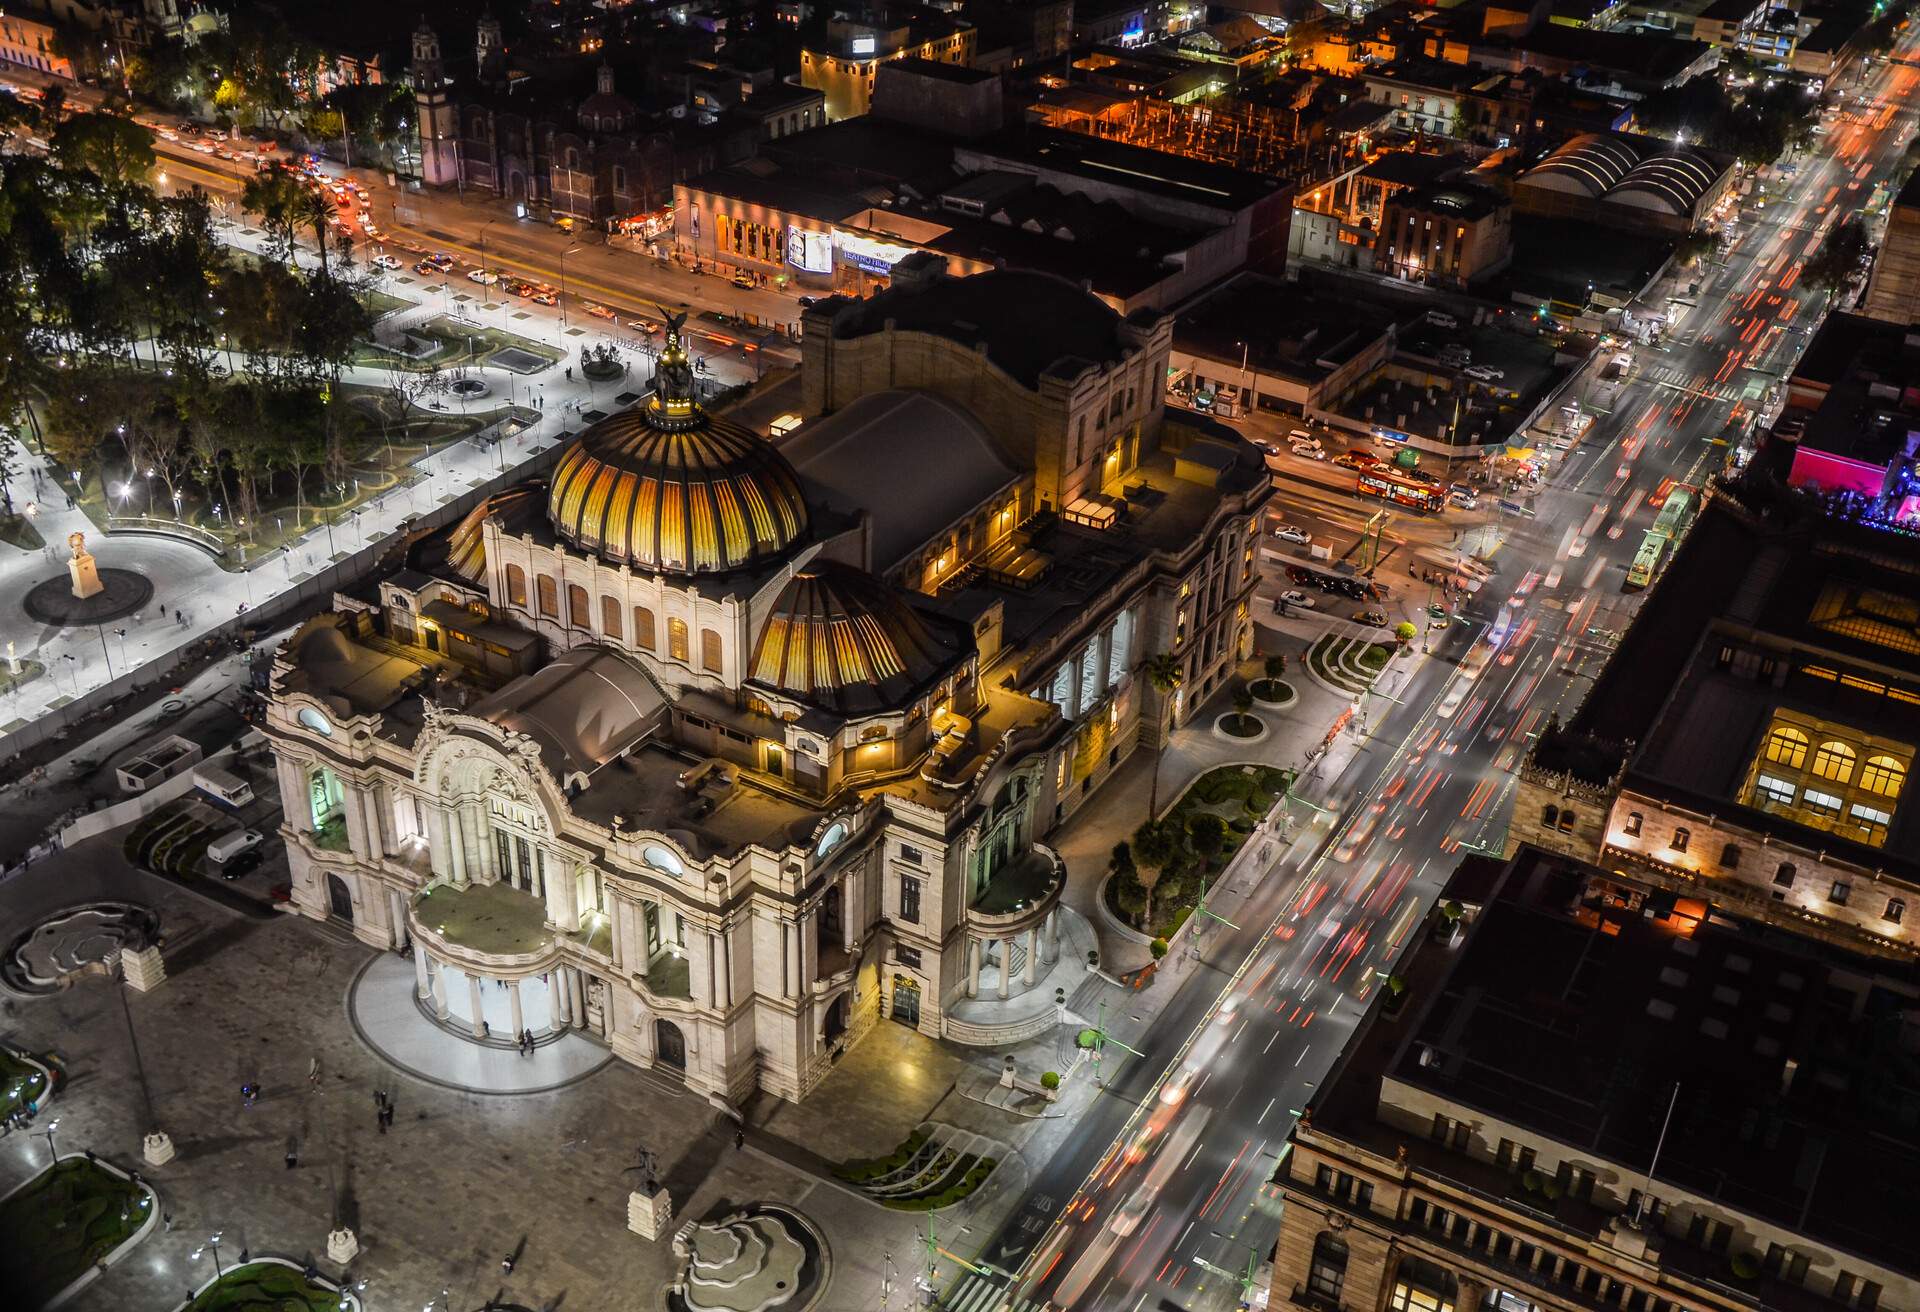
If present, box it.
[1141,651,1184,818]
[1232,686,1256,733]
[239,169,305,263]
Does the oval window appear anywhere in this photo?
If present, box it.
[641,844,685,877]
[815,821,848,859]
[297,706,334,737]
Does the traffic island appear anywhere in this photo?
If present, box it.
[172,1258,362,1312]
[0,1155,157,1311]
[21,567,154,626]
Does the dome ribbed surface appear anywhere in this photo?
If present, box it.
[750,561,951,714]
[547,411,808,575]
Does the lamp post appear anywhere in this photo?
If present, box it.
[38,1116,61,1165]
[192,1231,227,1280]
[559,244,581,325]
[95,624,115,679]
[478,218,498,286]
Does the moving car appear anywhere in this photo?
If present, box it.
[372,254,401,270]
[1273,525,1312,546]
[466,269,498,285]
[528,287,558,306]
[1280,590,1316,609]
[1334,451,1379,471]
[413,260,441,276]
[1357,609,1389,627]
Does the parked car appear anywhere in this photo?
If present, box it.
[796,295,821,308]
[372,254,400,270]
[219,850,264,881]
[528,288,558,306]
[1425,310,1459,329]
[1357,609,1390,627]
[731,271,756,289]
[207,829,265,865]
[584,302,617,320]
[466,269,498,285]
[1288,429,1321,447]
[1280,590,1316,609]
[412,260,441,276]
[1465,364,1506,382]
[425,252,455,270]
[1273,525,1312,546]
[1334,451,1379,471]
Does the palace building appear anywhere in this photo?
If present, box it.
[260,262,1269,1106]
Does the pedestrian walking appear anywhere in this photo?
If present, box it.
[501,1253,516,1276]
[565,366,573,381]
[285,1141,298,1170]
[163,1212,174,1232]
[734,1126,746,1151]
[376,1106,387,1135]
[307,1057,322,1088]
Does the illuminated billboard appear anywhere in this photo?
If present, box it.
[786,227,833,274]
[851,35,877,54]
[837,231,914,275]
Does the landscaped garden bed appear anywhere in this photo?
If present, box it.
[832,1126,999,1211]
[178,1259,360,1312]
[1307,634,1395,694]
[0,1157,153,1310]
[1,1047,53,1118]
[1106,764,1291,939]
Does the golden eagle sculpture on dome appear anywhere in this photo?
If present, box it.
[647,305,698,428]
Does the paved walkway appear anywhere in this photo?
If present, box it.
[346,954,612,1095]
[0,218,762,757]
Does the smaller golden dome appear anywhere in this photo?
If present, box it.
[750,561,957,714]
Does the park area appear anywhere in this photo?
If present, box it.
[0,1156,152,1310]
[180,1260,358,1312]
[1106,764,1292,940]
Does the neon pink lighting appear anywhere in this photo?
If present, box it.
[1788,448,1886,496]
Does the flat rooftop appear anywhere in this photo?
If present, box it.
[1312,847,1920,1286]
[1786,313,1920,468]
[958,125,1287,214]
[1174,273,1393,387]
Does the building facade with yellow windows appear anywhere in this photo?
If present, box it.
[1510,479,1920,960]
[259,266,1268,1107]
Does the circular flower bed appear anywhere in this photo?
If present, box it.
[1213,712,1267,741]
[1251,678,1296,706]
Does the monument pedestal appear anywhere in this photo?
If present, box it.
[327,1228,359,1264]
[142,1132,175,1166]
[121,945,167,992]
[628,1184,673,1240]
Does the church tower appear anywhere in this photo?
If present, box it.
[476,11,505,88]
[410,22,458,187]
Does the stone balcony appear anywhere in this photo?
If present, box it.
[966,843,1065,934]
[410,880,558,973]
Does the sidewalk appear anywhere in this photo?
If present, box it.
[0,217,763,761]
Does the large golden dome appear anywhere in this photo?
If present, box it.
[749,561,957,714]
[547,326,808,574]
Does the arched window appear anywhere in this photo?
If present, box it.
[1861,755,1906,797]
[600,595,623,640]
[1774,862,1796,887]
[1543,804,1560,828]
[1623,811,1643,837]
[633,605,657,651]
[567,583,590,629]
[536,574,558,619]
[1811,740,1856,782]
[700,629,723,673]
[1557,809,1576,833]
[565,147,580,170]
[506,564,528,607]
[1719,842,1741,869]
[1307,1233,1349,1304]
[668,617,690,662]
[1671,827,1689,853]
[1764,724,1810,769]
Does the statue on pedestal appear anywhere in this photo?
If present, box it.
[68,531,103,601]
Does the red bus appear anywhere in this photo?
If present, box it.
[1356,468,1446,513]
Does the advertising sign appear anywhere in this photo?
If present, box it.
[837,231,914,275]
[785,227,834,274]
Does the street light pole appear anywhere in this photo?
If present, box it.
[559,244,580,326]
[39,1116,60,1164]
[95,624,115,680]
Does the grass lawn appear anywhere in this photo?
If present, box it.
[1307,635,1393,694]
[0,1048,52,1118]
[184,1261,351,1312]
[352,315,564,374]
[0,1158,150,1309]
[1110,765,1293,938]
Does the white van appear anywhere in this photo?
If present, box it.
[193,766,255,809]
[207,829,264,864]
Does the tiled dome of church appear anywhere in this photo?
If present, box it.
[750,561,953,714]
[547,322,808,575]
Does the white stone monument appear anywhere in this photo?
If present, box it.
[67,531,103,601]
[142,1131,176,1166]
[120,944,167,993]
[327,1227,360,1263]
[628,1183,673,1240]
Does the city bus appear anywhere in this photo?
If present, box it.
[1625,488,1694,590]
[1356,467,1446,513]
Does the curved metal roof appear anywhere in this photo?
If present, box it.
[1524,133,1640,198]
[446,485,544,584]
[1611,151,1720,215]
[547,329,808,575]
[748,560,956,715]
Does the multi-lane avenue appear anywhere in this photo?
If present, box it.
[940,39,1920,1312]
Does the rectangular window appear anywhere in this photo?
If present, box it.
[899,875,922,924]
[668,617,690,662]
[633,606,657,651]
[1802,787,1843,818]
[701,628,723,673]
[1754,774,1796,806]
[1850,802,1893,835]
[1830,881,1851,905]
[1888,898,1906,924]
[896,945,922,969]
[898,844,924,866]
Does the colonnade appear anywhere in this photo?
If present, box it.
[964,908,1064,1000]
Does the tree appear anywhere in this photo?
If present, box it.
[1803,216,1871,309]
[240,169,307,262]
[1187,812,1228,869]
[1141,651,1184,817]
[1395,620,1419,646]
[0,425,17,516]
[1109,841,1148,928]
[50,112,155,193]
[1130,819,1181,930]
[1232,685,1256,732]
[1263,652,1287,682]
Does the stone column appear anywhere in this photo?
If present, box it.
[549,971,568,1029]
[414,946,431,999]
[428,805,452,881]
[276,756,306,825]
[998,939,1011,999]
[467,973,486,1036]
[362,786,386,862]
[967,938,981,998]
[842,873,859,953]
[799,910,818,988]
[1048,907,1061,952]
[547,854,578,930]
[570,968,586,1027]
[1024,927,1039,985]
[508,979,525,1038]
[458,809,484,886]
[432,963,451,1020]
